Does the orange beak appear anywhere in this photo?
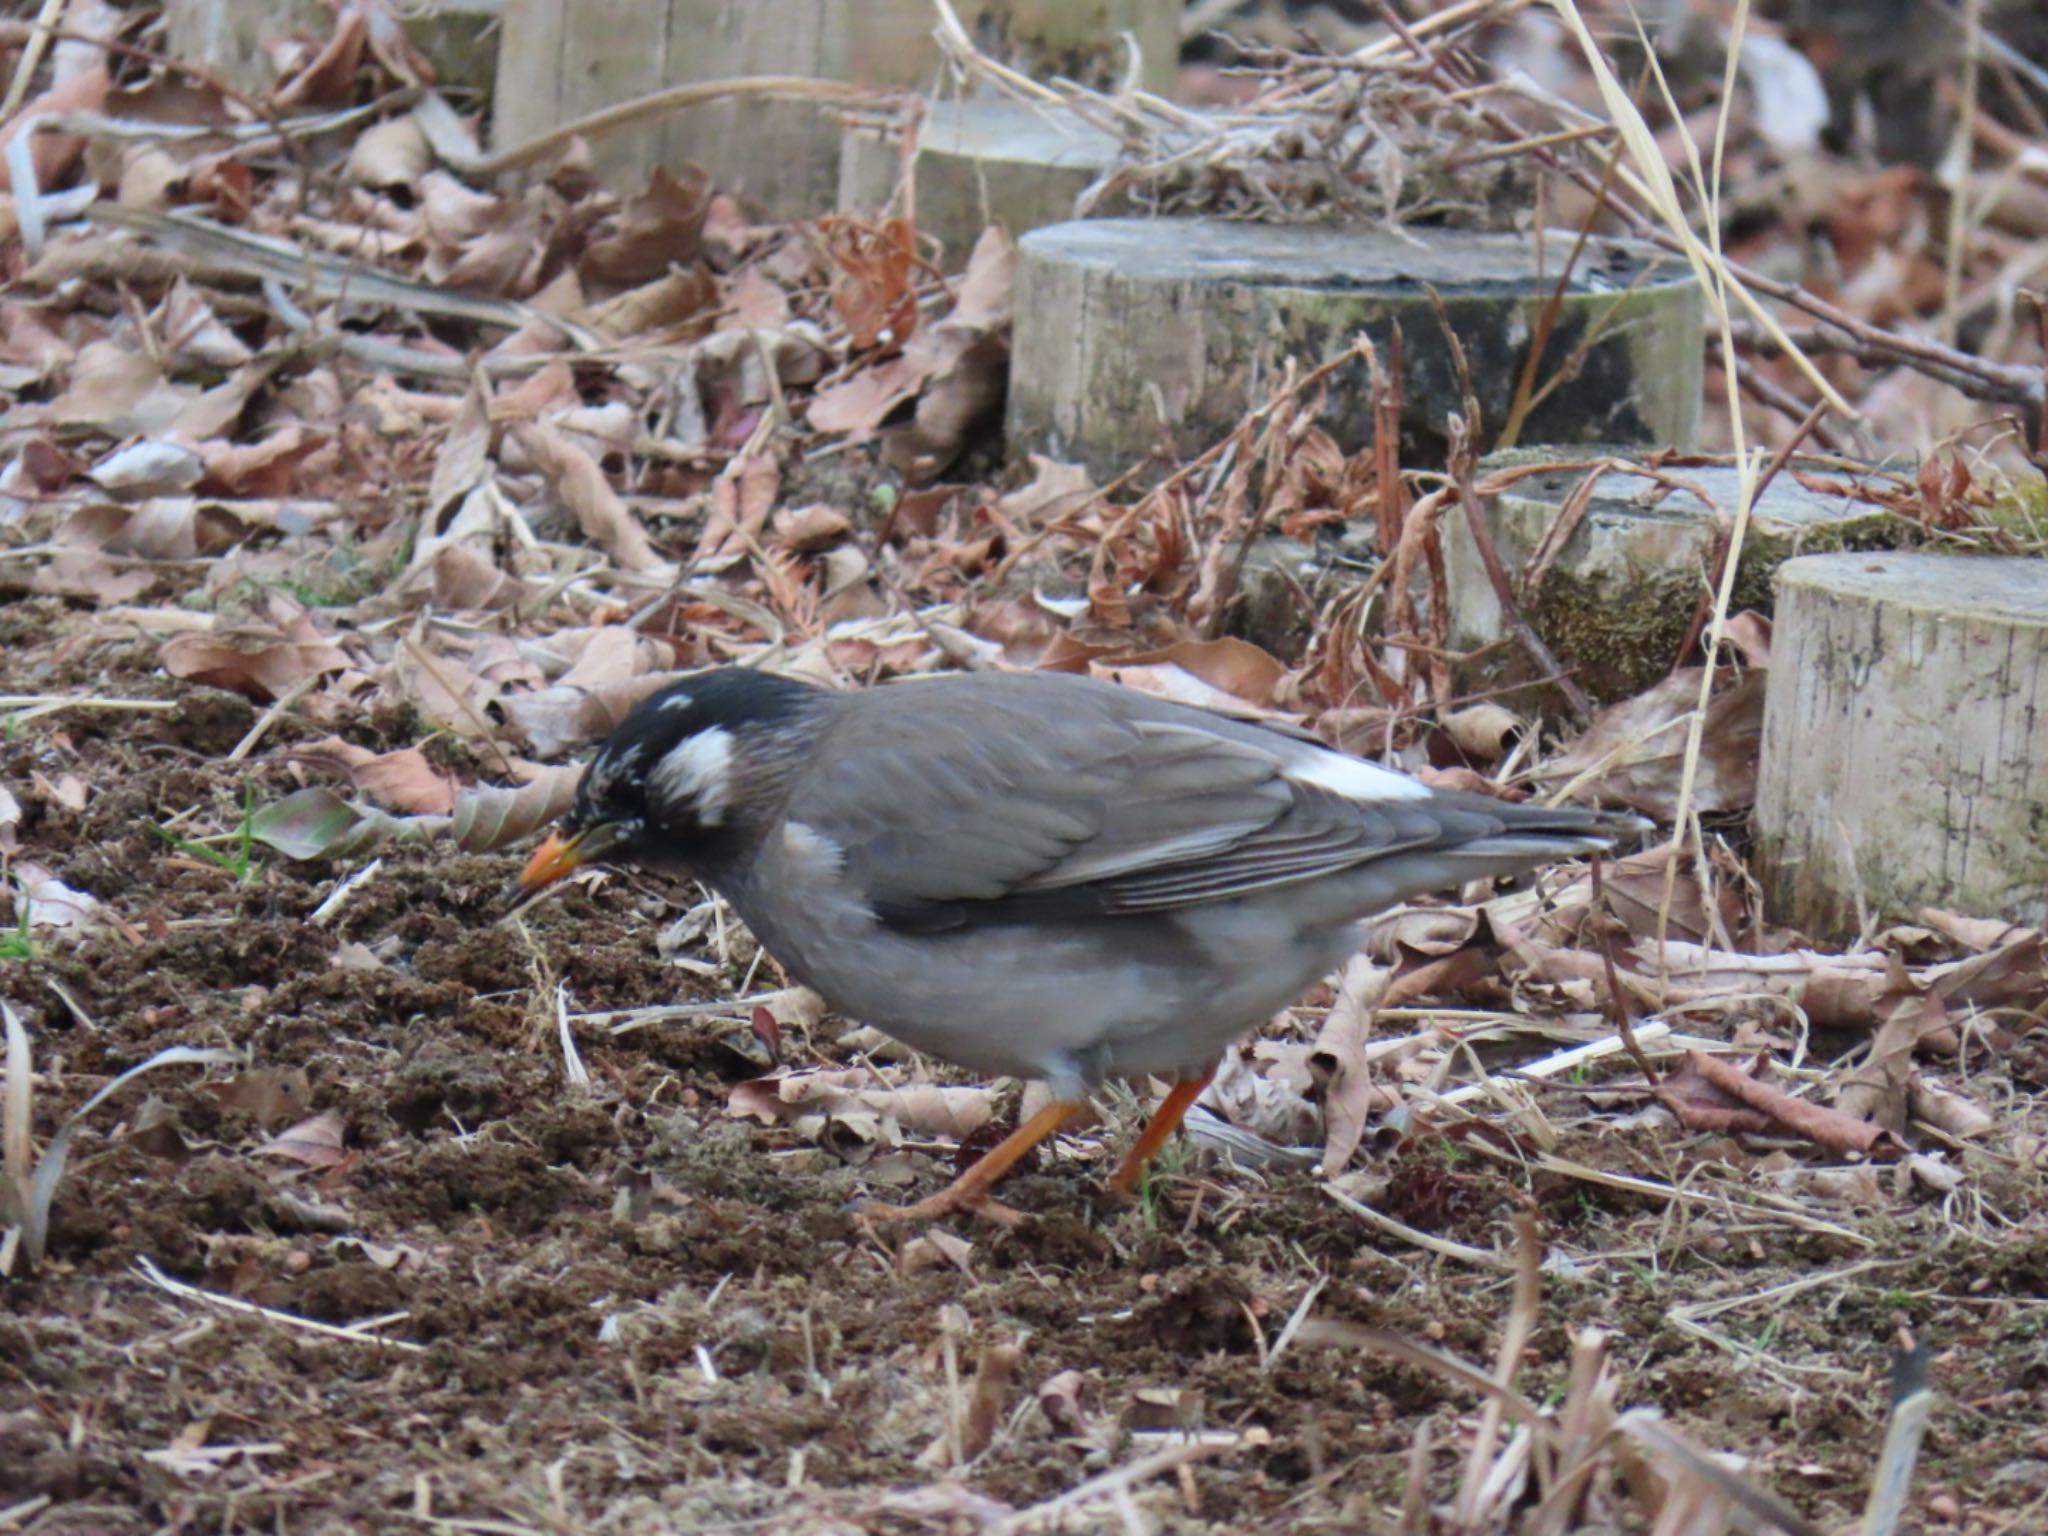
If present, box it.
[506,822,624,917]
[518,830,586,893]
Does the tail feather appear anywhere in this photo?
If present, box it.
[1420,797,1650,875]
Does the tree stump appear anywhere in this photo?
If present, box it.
[1005,219,1705,482]
[1443,449,1898,705]
[839,100,1124,268]
[1755,552,2048,940]
[494,0,1178,216]
[163,0,500,98]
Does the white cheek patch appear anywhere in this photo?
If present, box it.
[648,727,734,826]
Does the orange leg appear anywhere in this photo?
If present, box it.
[860,1098,1089,1226]
[1108,1067,1217,1196]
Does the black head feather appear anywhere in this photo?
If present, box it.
[563,668,826,870]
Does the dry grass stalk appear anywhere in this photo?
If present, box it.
[134,1255,427,1352]
[1,1004,237,1274]
[1301,1216,1856,1533]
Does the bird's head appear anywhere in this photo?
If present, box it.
[509,668,824,910]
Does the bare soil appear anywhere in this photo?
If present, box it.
[4,598,2046,1534]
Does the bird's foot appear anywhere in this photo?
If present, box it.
[855,1098,1088,1230]
[856,1188,1031,1229]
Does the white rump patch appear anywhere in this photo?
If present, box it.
[648,727,734,825]
[1278,740,1433,803]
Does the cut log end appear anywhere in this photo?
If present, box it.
[494,0,1178,215]
[1755,551,2048,941]
[1005,219,1705,482]
[1445,449,1902,706]
[839,100,1124,268]
[164,0,500,98]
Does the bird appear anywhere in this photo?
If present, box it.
[511,666,1644,1223]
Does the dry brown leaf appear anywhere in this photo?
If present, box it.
[1655,1051,1890,1156]
[1916,908,2032,952]
[726,1066,996,1142]
[30,771,86,813]
[1533,844,1738,947]
[159,629,350,702]
[549,627,672,688]
[187,153,253,223]
[87,439,204,496]
[252,1110,348,1169]
[50,341,193,435]
[883,330,1008,484]
[1498,926,2043,1036]
[170,353,295,443]
[726,264,790,327]
[1909,1081,1995,1139]
[1037,1371,1088,1436]
[1112,637,1289,708]
[13,863,100,936]
[597,267,723,340]
[345,114,430,188]
[820,215,919,352]
[1442,704,1525,764]
[897,1228,976,1278]
[452,637,535,696]
[512,419,672,574]
[269,7,367,109]
[1204,1039,1320,1150]
[450,767,584,851]
[293,738,458,815]
[446,216,543,298]
[813,226,1015,476]
[806,355,921,438]
[1719,609,1772,668]
[1088,657,1300,723]
[492,361,581,425]
[696,452,780,565]
[420,384,492,541]
[1759,1160,1886,1203]
[581,166,711,289]
[1536,669,1763,817]
[772,504,852,552]
[116,144,187,213]
[995,455,1095,526]
[429,545,531,611]
[0,64,109,194]
[156,278,253,369]
[949,224,1017,329]
[1313,954,1388,1177]
[499,671,685,758]
[942,1342,1021,1466]
[1366,905,1484,959]
[60,498,248,561]
[30,551,157,605]
[1924,933,2047,1010]
[392,630,499,737]
[200,427,327,498]
[204,1068,313,1128]
[1652,1051,1777,1135]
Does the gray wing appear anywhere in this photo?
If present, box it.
[787,675,1472,929]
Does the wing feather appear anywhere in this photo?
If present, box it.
[784,673,1627,930]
